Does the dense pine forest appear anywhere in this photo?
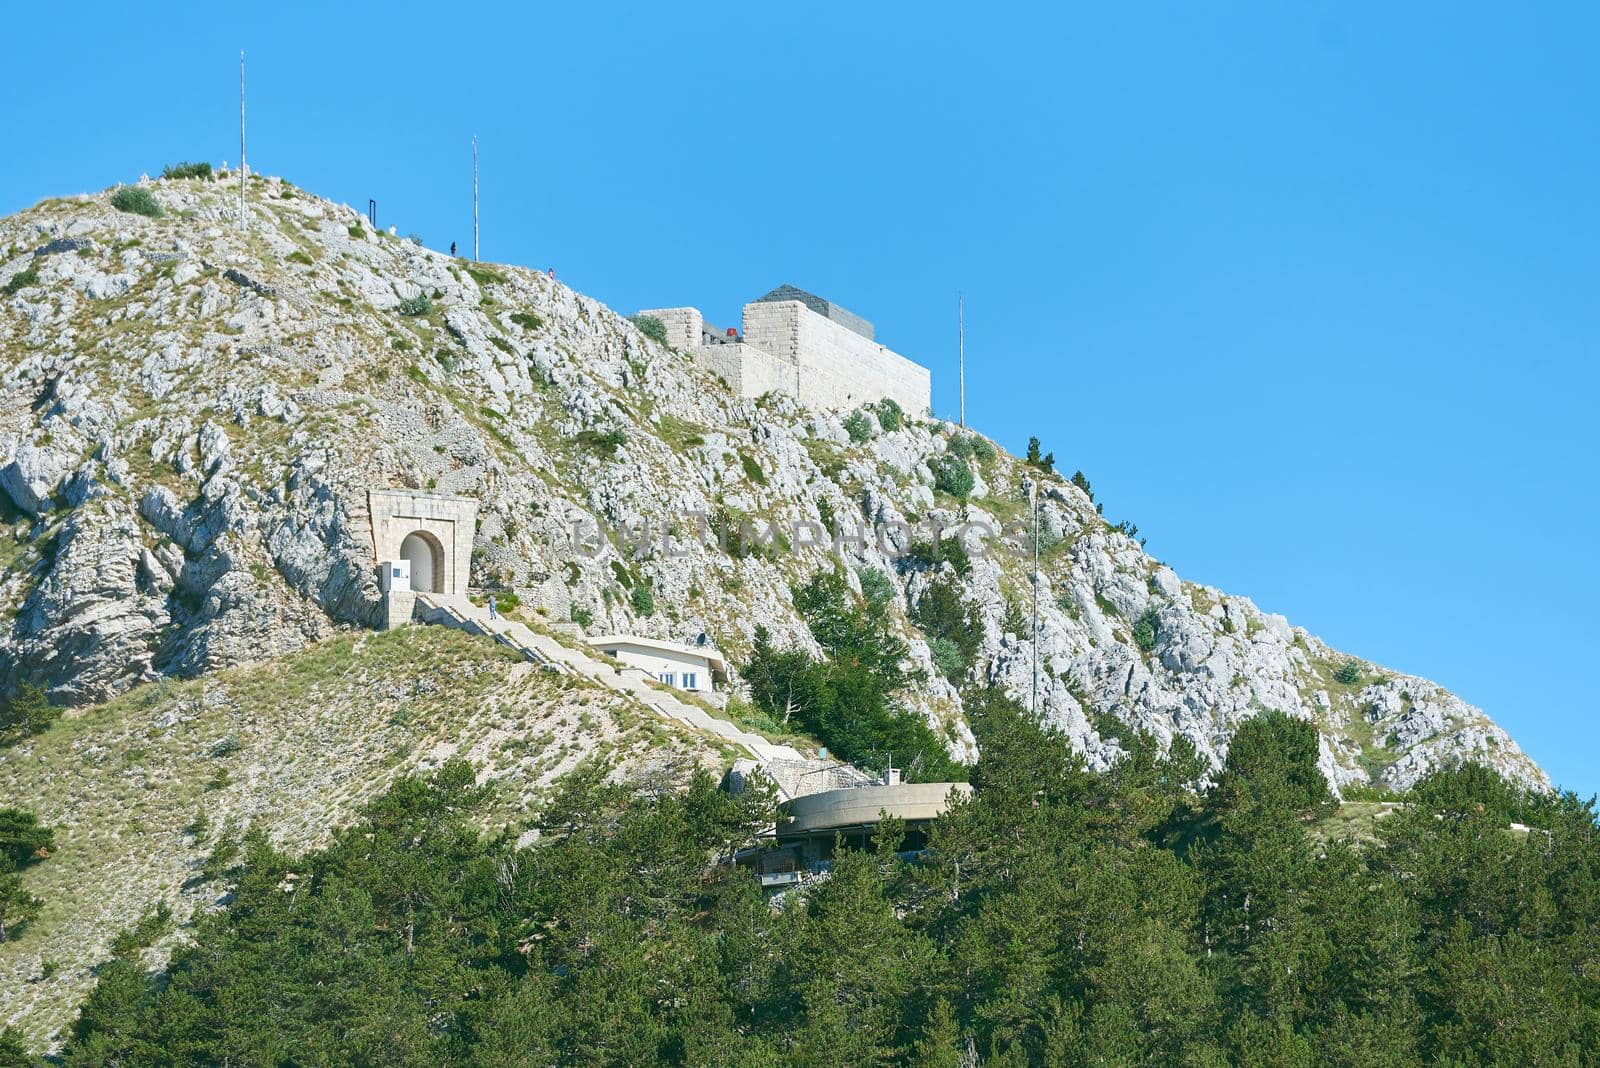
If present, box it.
[19,694,1596,1067]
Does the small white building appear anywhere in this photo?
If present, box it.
[587,634,728,694]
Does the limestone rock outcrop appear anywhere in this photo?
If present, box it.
[0,174,1547,793]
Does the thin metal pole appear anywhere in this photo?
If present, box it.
[1031,482,1039,714]
[472,135,479,261]
[238,50,247,230]
[958,294,965,429]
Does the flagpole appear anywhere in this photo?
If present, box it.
[238,50,247,230]
[958,293,966,428]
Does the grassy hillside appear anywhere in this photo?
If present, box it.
[0,626,722,1046]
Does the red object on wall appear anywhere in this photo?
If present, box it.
[726,327,738,337]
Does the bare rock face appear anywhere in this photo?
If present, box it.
[7,499,164,701]
[1,442,72,514]
[0,176,1548,793]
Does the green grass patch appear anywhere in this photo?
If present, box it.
[574,429,626,459]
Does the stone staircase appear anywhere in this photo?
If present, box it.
[413,594,808,766]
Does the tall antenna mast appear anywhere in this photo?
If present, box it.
[1031,481,1040,714]
[958,293,966,428]
[238,50,247,230]
[472,135,479,261]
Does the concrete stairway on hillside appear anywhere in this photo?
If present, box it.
[413,594,807,765]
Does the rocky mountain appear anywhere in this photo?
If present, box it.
[0,171,1546,799]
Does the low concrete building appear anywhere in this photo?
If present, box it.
[638,284,931,416]
[587,634,728,694]
[740,775,974,890]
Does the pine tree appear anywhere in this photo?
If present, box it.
[0,875,41,943]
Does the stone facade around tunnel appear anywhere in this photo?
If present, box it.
[368,490,478,628]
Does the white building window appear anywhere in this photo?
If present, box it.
[682,672,697,690]
[659,671,676,687]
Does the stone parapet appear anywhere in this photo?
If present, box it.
[635,307,703,350]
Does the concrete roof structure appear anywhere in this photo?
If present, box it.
[755,284,875,342]
[777,781,973,836]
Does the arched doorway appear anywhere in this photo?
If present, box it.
[400,531,444,594]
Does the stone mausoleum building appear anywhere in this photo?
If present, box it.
[639,285,931,417]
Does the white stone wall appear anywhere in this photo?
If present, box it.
[692,341,797,400]
[382,590,416,630]
[744,300,931,415]
[635,307,702,350]
[636,301,932,415]
[741,299,804,364]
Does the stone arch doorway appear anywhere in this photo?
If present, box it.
[400,530,445,594]
[369,490,478,611]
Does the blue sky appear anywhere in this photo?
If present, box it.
[4,2,1596,795]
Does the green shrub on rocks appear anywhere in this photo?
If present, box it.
[948,433,995,463]
[856,566,896,612]
[1,266,40,297]
[397,294,431,317]
[1133,607,1160,651]
[629,314,669,346]
[160,161,213,181]
[843,409,873,443]
[933,453,974,501]
[1335,659,1363,686]
[927,636,966,681]
[110,186,163,218]
[575,429,626,459]
[630,583,655,617]
[904,534,971,577]
[874,398,904,431]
